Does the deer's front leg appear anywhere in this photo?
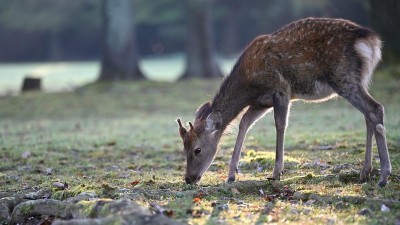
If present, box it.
[271,91,290,180]
[228,106,269,182]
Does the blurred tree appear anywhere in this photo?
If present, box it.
[218,0,240,55]
[369,0,400,64]
[180,0,222,79]
[0,0,101,61]
[98,0,144,80]
[135,0,184,55]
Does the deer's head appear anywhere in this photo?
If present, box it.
[177,102,222,184]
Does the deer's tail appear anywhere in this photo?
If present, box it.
[354,35,382,89]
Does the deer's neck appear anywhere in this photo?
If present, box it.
[210,73,251,131]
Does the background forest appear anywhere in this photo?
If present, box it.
[0,0,398,63]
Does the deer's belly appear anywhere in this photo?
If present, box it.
[292,81,337,102]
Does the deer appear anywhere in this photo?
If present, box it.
[177,17,391,187]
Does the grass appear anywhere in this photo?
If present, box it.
[0,67,400,224]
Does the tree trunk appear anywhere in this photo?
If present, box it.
[180,0,222,79]
[369,0,400,64]
[220,0,240,56]
[98,0,144,81]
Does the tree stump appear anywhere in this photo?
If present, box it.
[21,76,41,92]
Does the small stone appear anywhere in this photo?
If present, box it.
[17,165,33,172]
[381,204,390,212]
[327,218,336,225]
[21,151,31,159]
[110,165,120,171]
[332,165,342,173]
[334,201,348,209]
[304,199,316,206]
[45,168,52,175]
[358,208,373,217]
[53,182,66,190]
[217,204,229,211]
[290,207,298,215]
[303,208,312,215]
[117,188,130,193]
[292,192,304,200]
[79,192,97,198]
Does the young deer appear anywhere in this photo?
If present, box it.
[177,18,391,187]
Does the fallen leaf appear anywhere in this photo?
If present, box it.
[163,210,174,217]
[264,194,279,201]
[195,192,204,199]
[193,197,201,203]
[130,180,140,187]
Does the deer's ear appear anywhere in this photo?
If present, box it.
[176,118,187,139]
[205,111,222,133]
[196,101,212,119]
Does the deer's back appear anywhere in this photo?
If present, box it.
[236,17,379,101]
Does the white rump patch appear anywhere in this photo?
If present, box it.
[354,38,382,88]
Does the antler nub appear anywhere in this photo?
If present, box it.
[189,122,194,130]
[177,118,183,127]
[177,118,187,139]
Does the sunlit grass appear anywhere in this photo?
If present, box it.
[0,67,399,224]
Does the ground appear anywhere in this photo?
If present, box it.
[0,68,399,224]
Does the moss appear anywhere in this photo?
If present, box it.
[19,203,34,215]
[52,185,95,200]
[77,201,98,218]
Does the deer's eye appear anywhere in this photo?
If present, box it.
[194,148,201,156]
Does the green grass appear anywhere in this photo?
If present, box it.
[0,67,400,224]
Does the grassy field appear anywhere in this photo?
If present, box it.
[0,66,400,224]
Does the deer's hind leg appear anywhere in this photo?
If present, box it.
[329,78,391,187]
[360,116,374,182]
[271,90,290,180]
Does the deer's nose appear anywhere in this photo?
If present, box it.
[185,175,202,184]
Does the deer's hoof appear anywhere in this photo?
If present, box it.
[359,168,372,183]
[377,180,387,187]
